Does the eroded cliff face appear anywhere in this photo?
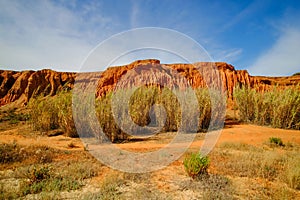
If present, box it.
[1,60,299,106]
[0,69,75,106]
[95,60,300,99]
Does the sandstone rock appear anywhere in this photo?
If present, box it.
[95,60,300,100]
[0,69,75,106]
[1,60,299,106]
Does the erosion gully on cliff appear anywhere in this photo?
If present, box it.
[1,59,299,106]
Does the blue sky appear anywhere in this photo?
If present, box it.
[0,0,300,76]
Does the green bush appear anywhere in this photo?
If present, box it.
[184,153,210,179]
[269,137,284,147]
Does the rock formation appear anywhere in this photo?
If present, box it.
[0,69,75,106]
[96,59,300,100]
[1,59,299,106]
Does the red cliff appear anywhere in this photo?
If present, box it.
[1,60,299,106]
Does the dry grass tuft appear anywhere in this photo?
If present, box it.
[234,85,300,129]
[28,91,77,137]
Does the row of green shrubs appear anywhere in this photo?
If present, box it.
[233,85,300,129]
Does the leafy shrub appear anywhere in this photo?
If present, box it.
[55,92,77,137]
[269,137,284,147]
[95,92,125,142]
[184,153,210,179]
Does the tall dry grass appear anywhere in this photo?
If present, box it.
[28,91,77,137]
[29,87,224,141]
[215,142,300,191]
[233,85,300,129]
[95,87,223,141]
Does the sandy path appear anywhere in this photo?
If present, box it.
[218,123,300,145]
[0,124,299,152]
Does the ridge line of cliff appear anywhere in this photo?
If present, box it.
[1,60,299,106]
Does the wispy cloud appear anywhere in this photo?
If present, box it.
[219,0,266,32]
[213,48,243,64]
[249,28,300,76]
[130,0,140,28]
[1,0,299,75]
[82,28,212,72]
[0,0,111,71]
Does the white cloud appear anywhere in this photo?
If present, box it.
[249,28,300,76]
[220,0,264,32]
[213,48,243,64]
[0,0,111,71]
[82,28,212,72]
[130,0,139,28]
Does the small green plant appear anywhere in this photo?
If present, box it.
[269,137,284,147]
[184,153,210,179]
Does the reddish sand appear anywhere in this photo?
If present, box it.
[1,123,299,152]
[1,123,299,199]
